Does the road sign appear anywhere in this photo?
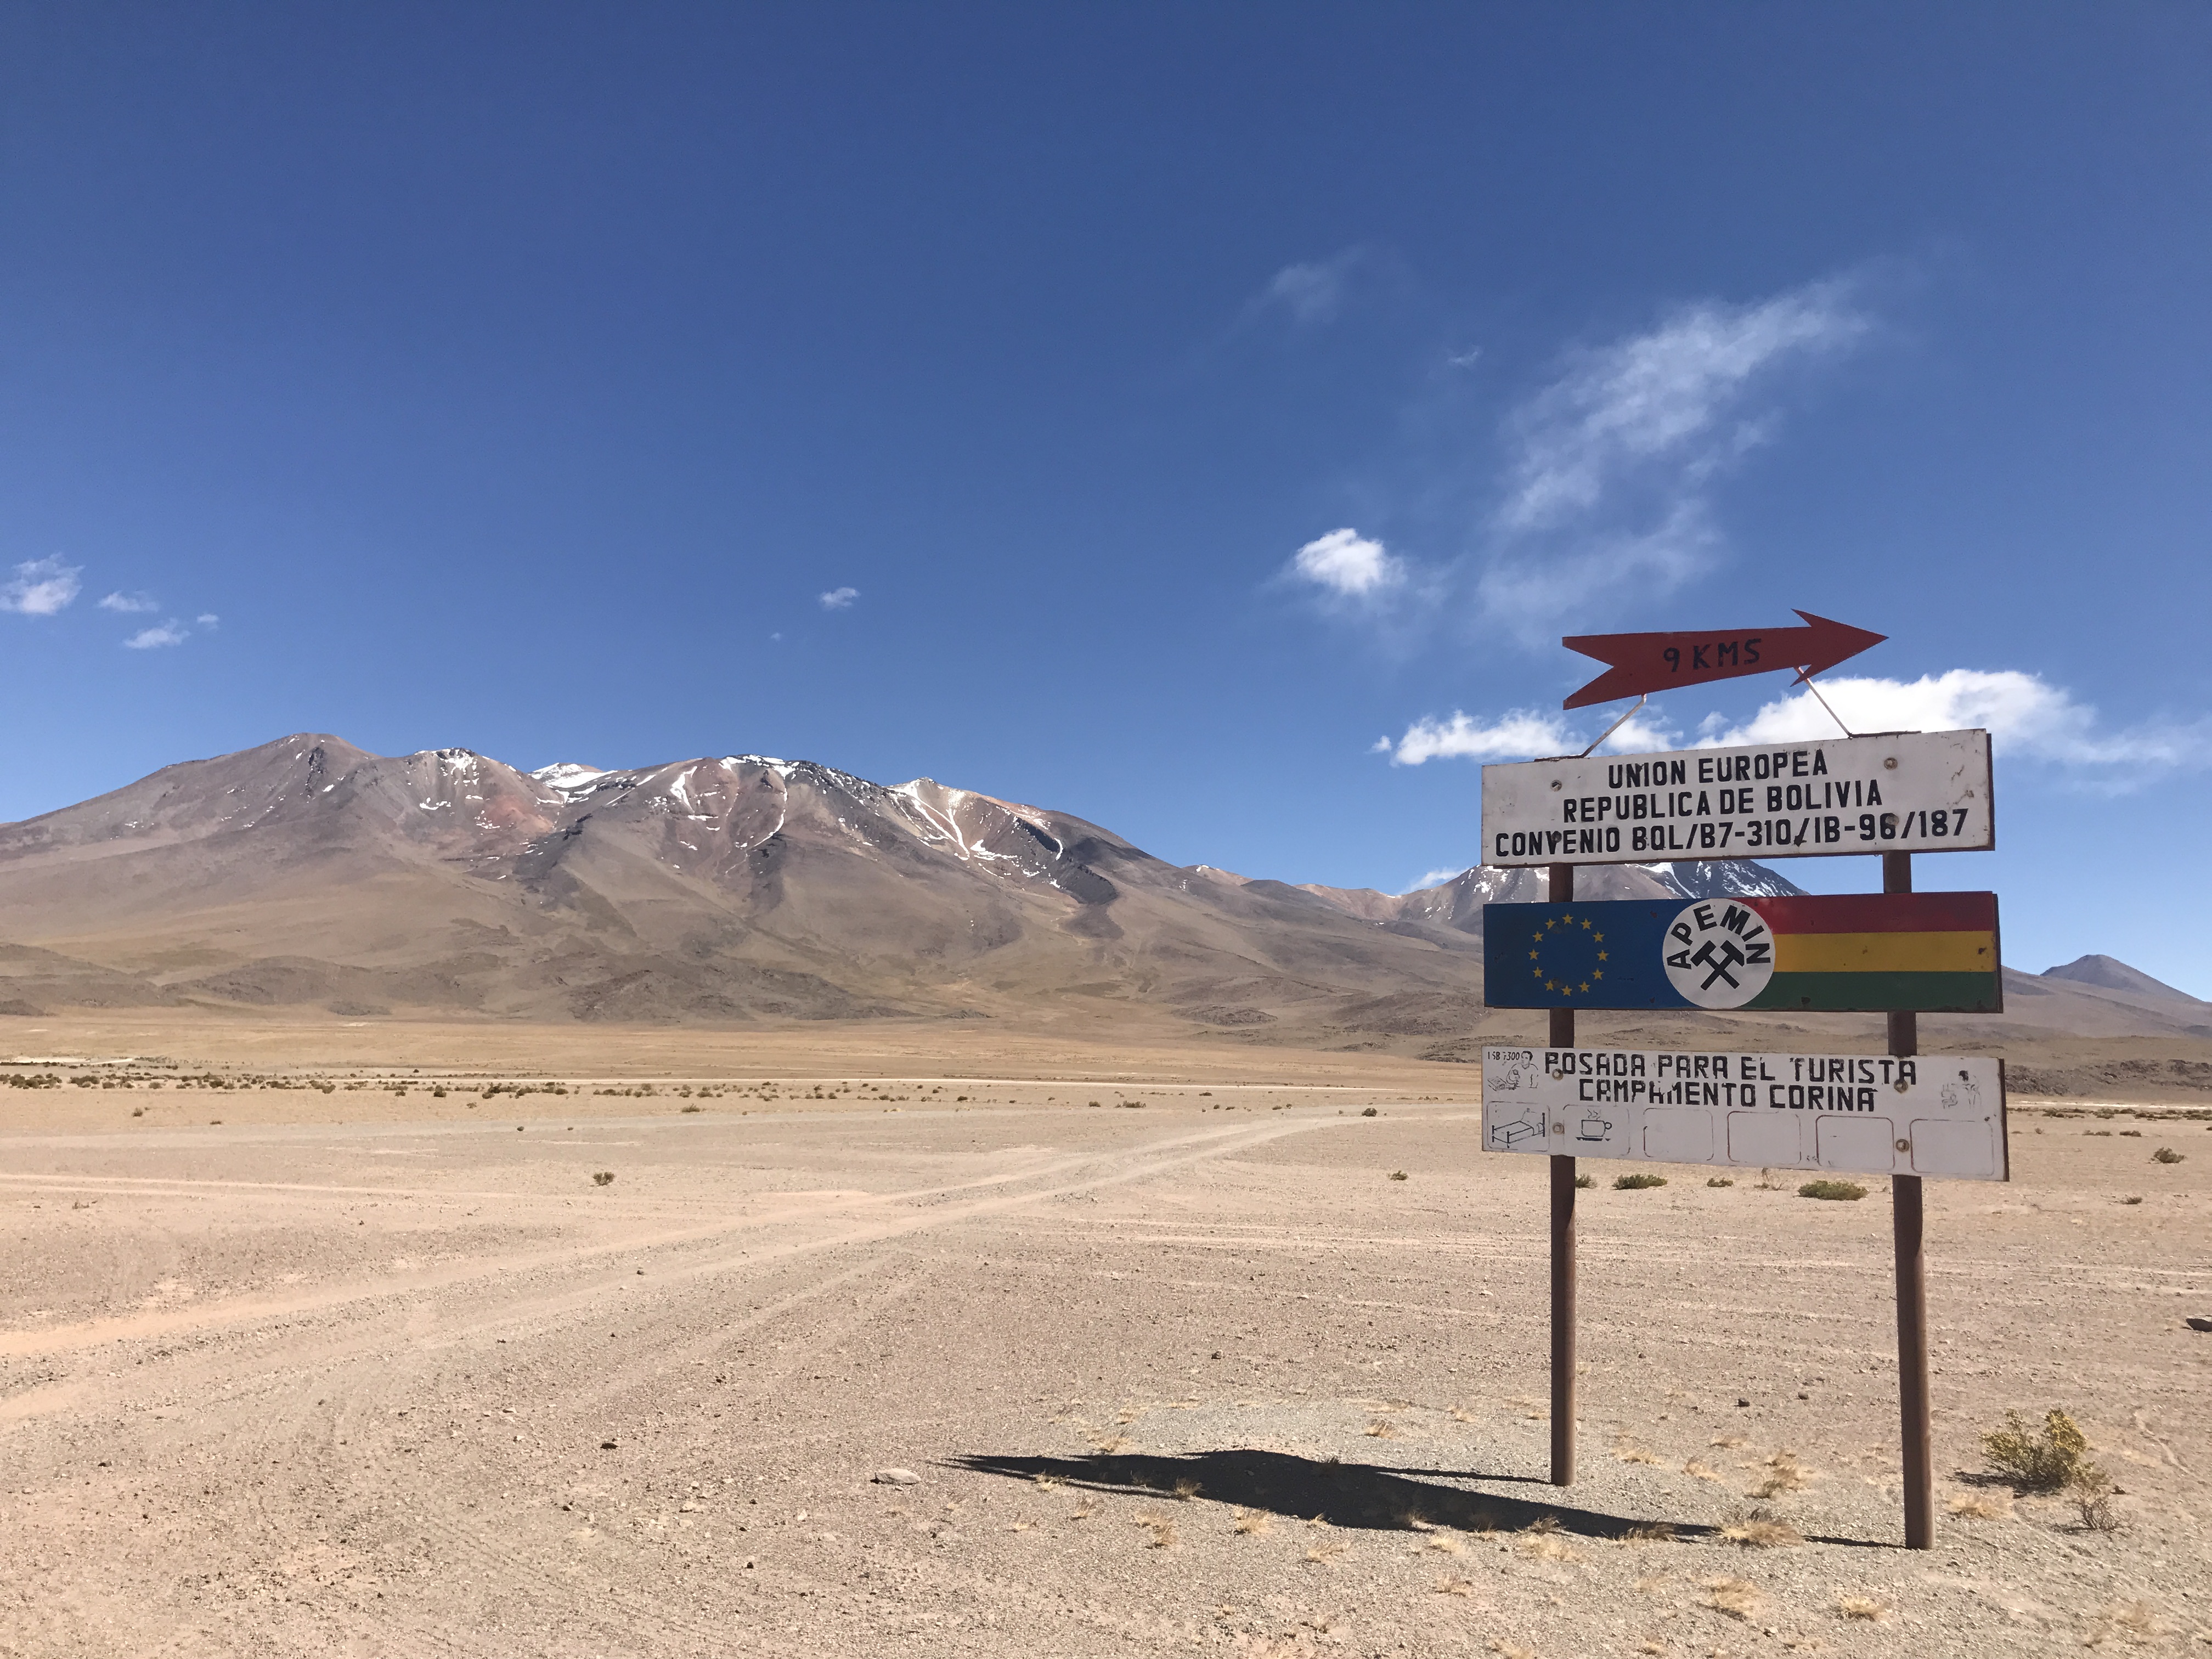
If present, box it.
[1482,892,2001,1012]
[1480,1046,2008,1181]
[1481,728,1993,867]
[1562,610,1886,708]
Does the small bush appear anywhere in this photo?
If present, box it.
[1387,1170,1408,1181]
[1614,1173,1667,1190]
[2152,1147,2184,1164]
[1707,1176,1734,1187]
[1798,1179,1866,1201]
[1573,1173,1595,1188]
[2073,1483,2121,1532]
[1982,1408,2102,1492]
[591,1170,616,1186]
[1361,1106,1378,1116]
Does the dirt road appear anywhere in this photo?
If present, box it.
[3,1093,2207,1656]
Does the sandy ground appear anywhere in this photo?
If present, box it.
[3,1026,2210,1656]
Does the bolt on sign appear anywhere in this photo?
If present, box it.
[1481,1047,2008,1181]
[1481,729,1993,867]
[1482,892,2001,1013]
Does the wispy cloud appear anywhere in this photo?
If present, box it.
[2,557,83,616]
[196,613,219,628]
[818,586,859,611]
[99,590,160,613]
[1248,249,1364,327]
[1477,279,1867,636]
[1287,528,1404,599]
[1289,276,1871,654]
[1497,282,1864,534]
[122,619,190,650]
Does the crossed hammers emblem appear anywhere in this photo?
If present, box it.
[1687,936,1747,991]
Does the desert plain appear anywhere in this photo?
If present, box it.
[1,1012,2208,1659]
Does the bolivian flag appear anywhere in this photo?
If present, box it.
[1482,892,2001,1013]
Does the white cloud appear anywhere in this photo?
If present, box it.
[1701,670,2212,775]
[1384,705,1679,766]
[1406,866,1469,893]
[2,557,83,616]
[195,613,219,627]
[818,587,859,611]
[99,590,160,613]
[1289,528,1404,599]
[1251,249,1362,326]
[1380,668,2212,785]
[1387,709,1575,765]
[122,619,190,649]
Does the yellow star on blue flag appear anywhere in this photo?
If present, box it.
[1526,913,1606,1001]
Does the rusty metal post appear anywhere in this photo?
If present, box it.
[1885,849,1934,1549]
[1548,861,1576,1486]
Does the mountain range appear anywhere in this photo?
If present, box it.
[0,735,2204,1056]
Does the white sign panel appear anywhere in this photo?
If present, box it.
[1480,728,1993,867]
[1481,1046,2008,1181]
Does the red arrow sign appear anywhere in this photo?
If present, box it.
[1561,611,1886,709]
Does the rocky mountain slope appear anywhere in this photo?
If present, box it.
[0,734,2200,1051]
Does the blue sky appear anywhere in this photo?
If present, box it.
[2,4,2209,992]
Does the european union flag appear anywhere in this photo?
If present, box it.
[1483,900,1681,1009]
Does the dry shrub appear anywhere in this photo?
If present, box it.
[1303,1539,1344,1564]
[1172,1477,1203,1500]
[1136,1513,1177,1549]
[1366,1420,1397,1438]
[591,1170,615,1186]
[1703,1577,1762,1620]
[1615,1172,1668,1190]
[1425,1530,1466,1554]
[1710,1435,1747,1449]
[1232,1508,1271,1537]
[1085,1430,1131,1454]
[1752,1449,1813,1496]
[1983,1409,2102,1492]
[2152,1147,2184,1163]
[1948,1490,2010,1520]
[1722,1513,1803,1549]
[1836,1595,1889,1622]
[2074,1482,2121,1532]
[1517,1532,1580,1562]
[1684,1459,1723,1482]
[1614,1444,1662,1465]
[1434,1573,1476,1596]
[1623,1522,1677,1543]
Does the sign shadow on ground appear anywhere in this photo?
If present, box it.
[953,1448,1720,1542]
